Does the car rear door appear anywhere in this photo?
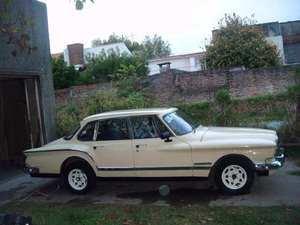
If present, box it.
[92,117,135,177]
[130,115,192,177]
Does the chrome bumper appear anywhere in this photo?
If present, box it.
[256,147,285,176]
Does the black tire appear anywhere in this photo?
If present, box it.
[214,157,255,195]
[62,161,96,194]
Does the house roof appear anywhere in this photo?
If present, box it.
[51,52,63,59]
[148,52,206,63]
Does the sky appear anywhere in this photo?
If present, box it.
[39,0,300,55]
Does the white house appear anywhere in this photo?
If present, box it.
[148,52,206,76]
[63,42,132,70]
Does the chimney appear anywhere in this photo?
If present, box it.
[67,43,84,66]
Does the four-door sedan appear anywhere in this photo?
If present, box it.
[24,108,284,195]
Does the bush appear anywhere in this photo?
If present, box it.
[52,57,80,89]
[56,91,153,136]
[84,53,148,82]
[56,86,298,143]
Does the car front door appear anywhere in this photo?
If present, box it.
[130,115,192,177]
[92,117,135,177]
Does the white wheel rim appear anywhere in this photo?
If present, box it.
[221,165,247,190]
[68,168,88,191]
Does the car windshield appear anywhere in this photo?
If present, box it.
[163,110,199,136]
[63,125,80,140]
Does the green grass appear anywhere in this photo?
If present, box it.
[288,170,300,176]
[1,203,300,225]
[286,147,300,167]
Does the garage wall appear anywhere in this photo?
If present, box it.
[0,0,56,142]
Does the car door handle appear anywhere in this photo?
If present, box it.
[136,144,147,148]
[135,144,147,152]
[93,146,104,150]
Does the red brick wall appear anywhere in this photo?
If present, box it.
[55,67,296,105]
[55,82,113,105]
[147,67,295,104]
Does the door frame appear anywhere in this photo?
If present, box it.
[0,72,46,147]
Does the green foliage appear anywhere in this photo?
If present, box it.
[74,0,94,10]
[214,89,233,126]
[56,91,152,136]
[215,89,231,105]
[91,34,171,59]
[84,53,147,82]
[206,13,280,69]
[52,57,80,89]
[140,34,171,59]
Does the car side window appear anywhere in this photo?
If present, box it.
[96,118,130,141]
[154,116,173,136]
[77,121,96,141]
[131,116,159,139]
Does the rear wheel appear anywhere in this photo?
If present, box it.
[215,157,254,195]
[63,162,96,194]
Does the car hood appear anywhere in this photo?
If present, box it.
[182,126,278,149]
[203,127,277,142]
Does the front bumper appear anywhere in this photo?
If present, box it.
[256,147,285,176]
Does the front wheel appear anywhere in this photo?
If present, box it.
[63,162,96,194]
[215,157,255,195]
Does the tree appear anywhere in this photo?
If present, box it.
[74,0,94,10]
[52,56,79,89]
[205,14,280,69]
[140,34,171,59]
[91,34,171,60]
[84,53,148,82]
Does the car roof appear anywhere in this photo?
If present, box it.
[82,107,177,124]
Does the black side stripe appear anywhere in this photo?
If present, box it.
[193,162,212,166]
[97,166,211,171]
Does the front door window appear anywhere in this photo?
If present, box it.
[131,116,159,139]
[77,121,96,141]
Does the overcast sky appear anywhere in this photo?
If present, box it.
[39,0,300,55]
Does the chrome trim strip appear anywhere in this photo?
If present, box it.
[97,166,211,171]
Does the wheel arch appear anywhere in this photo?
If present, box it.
[209,154,255,180]
[60,156,96,176]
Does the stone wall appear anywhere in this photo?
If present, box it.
[55,67,296,105]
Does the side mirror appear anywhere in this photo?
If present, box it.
[160,131,172,142]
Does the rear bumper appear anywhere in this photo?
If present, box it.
[24,165,40,176]
[24,165,60,178]
[255,147,285,176]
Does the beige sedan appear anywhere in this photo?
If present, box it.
[24,108,284,194]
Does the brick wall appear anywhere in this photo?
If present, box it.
[55,67,296,105]
[55,82,113,105]
[147,67,296,104]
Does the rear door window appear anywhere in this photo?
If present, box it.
[96,118,130,141]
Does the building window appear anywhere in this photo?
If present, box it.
[158,62,171,73]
